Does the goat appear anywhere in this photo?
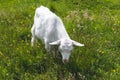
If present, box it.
[31,6,84,63]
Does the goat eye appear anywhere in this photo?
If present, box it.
[62,45,66,48]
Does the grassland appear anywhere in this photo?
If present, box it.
[0,0,120,80]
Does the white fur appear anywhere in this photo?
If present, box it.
[31,6,84,63]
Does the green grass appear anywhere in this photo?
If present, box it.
[0,0,120,80]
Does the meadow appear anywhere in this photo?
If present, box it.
[0,0,120,80]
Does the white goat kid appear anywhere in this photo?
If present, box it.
[31,6,84,63]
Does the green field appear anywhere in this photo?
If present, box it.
[0,0,120,80]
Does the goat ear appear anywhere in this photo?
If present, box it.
[72,40,84,47]
[49,40,61,45]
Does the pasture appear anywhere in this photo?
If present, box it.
[0,0,120,80]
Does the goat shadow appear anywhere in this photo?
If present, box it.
[48,47,86,80]
[28,42,86,80]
